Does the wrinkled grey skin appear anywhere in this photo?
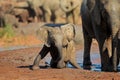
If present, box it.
[27,0,64,23]
[32,23,81,69]
[60,0,82,24]
[81,0,120,71]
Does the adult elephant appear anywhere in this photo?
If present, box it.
[0,6,5,27]
[59,0,82,24]
[11,1,35,23]
[0,3,19,27]
[81,0,120,71]
[0,6,18,28]
[27,0,64,23]
[32,23,82,69]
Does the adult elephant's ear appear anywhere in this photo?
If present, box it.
[87,0,95,12]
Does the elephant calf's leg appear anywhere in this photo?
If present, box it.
[57,54,66,68]
[45,10,52,23]
[57,61,66,68]
[57,50,66,68]
[50,59,58,68]
[66,12,74,23]
[50,46,60,68]
[57,45,66,68]
[32,45,50,70]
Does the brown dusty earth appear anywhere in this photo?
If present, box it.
[0,37,120,80]
[0,1,120,79]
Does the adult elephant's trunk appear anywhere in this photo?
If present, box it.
[59,0,80,12]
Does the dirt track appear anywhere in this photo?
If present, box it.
[1,0,120,79]
[0,46,120,80]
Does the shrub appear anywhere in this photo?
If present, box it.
[0,24,15,38]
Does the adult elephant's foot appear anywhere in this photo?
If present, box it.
[83,65,91,70]
[101,65,117,72]
[31,65,40,70]
[83,62,92,70]
[101,67,112,72]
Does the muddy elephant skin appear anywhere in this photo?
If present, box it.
[81,0,120,71]
[27,0,64,23]
[32,23,81,70]
[60,0,82,24]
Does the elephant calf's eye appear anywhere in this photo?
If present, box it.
[70,2,73,6]
[66,6,69,9]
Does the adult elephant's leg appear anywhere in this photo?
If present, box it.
[73,7,80,24]
[66,12,74,24]
[44,9,51,23]
[98,37,113,71]
[112,37,118,71]
[117,38,120,66]
[83,27,92,70]
[34,7,40,22]
[32,45,50,70]
[117,31,120,66]
[111,27,120,71]
[54,9,64,23]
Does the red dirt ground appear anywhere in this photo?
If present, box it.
[0,39,120,80]
[1,1,120,79]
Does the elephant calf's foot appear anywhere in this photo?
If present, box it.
[32,65,40,70]
[57,62,65,69]
[57,64,66,68]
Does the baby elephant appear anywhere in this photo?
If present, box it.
[57,40,81,69]
[32,23,81,70]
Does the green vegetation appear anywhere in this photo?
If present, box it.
[0,24,15,38]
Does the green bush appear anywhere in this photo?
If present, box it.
[0,24,15,38]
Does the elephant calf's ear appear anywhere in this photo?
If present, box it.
[36,27,48,43]
[62,37,68,47]
[61,24,75,41]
